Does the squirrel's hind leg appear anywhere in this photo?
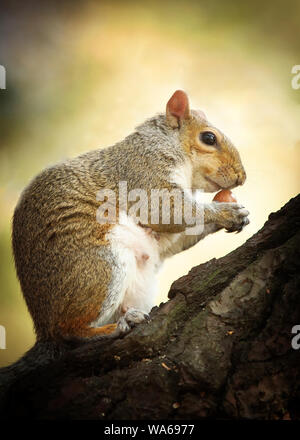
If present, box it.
[60,227,157,342]
[80,323,118,337]
[54,246,128,341]
[117,307,150,332]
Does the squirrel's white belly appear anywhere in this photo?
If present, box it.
[107,212,161,315]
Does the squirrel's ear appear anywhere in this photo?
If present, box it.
[166,90,191,128]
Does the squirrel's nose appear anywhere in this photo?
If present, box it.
[236,170,246,186]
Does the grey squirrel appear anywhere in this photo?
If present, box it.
[1,90,249,383]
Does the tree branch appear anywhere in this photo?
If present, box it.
[1,195,300,419]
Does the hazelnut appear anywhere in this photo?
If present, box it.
[213,190,237,203]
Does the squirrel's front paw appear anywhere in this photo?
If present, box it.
[214,202,250,233]
[117,307,150,333]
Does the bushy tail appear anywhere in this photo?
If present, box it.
[0,333,118,416]
[0,341,68,413]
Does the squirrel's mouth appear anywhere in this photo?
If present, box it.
[205,176,222,192]
[205,176,238,192]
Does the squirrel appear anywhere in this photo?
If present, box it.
[1,90,249,386]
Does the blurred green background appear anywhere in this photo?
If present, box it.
[0,0,299,366]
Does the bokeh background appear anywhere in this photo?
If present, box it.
[0,0,299,367]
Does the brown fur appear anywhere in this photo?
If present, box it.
[12,90,247,346]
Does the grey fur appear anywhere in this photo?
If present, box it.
[5,91,249,386]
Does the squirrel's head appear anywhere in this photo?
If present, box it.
[166,90,246,193]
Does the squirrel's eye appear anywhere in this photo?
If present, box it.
[200,131,216,146]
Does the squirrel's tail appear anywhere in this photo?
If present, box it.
[0,340,69,412]
[0,340,67,380]
[0,332,119,416]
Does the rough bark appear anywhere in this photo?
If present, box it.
[1,195,300,420]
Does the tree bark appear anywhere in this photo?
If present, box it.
[1,195,300,420]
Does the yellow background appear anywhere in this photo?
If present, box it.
[0,0,299,366]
